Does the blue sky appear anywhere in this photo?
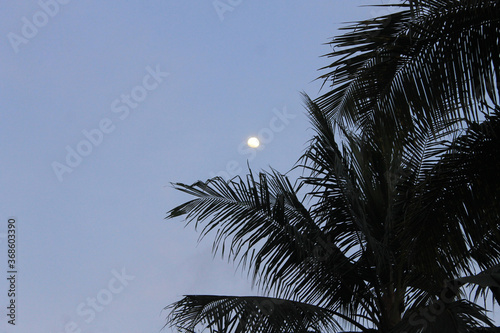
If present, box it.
[2,1,495,332]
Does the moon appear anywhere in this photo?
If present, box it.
[247,137,260,148]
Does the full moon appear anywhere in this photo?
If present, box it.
[247,137,260,148]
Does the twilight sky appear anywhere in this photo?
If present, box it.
[4,1,495,333]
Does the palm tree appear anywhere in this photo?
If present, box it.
[164,98,499,332]
[163,0,500,331]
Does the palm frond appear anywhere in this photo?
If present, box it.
[402,108,500,280]
[166,170,374,318]
[165,295,369,333]
[316,0,500,129]
[393,299,495,333]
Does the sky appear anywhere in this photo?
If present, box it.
[1,1,496,333]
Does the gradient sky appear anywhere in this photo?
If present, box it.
[2,1,496,333]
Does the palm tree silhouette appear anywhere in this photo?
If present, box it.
[164,1,500,331]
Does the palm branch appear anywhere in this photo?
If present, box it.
[164,295,369,333]
[316,0,499,130]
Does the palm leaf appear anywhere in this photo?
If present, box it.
[402,108,500,280]
[392,299,495,332]
[165,295,369,333]
[166,170,376,323]
[316,0,500,130]
[455,264,500,306]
